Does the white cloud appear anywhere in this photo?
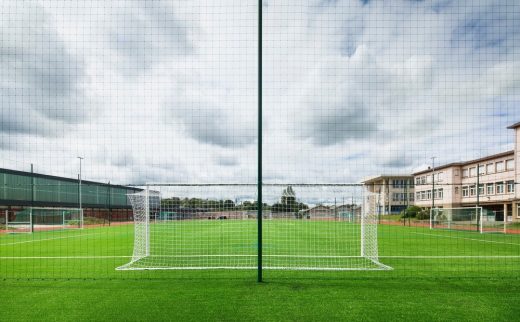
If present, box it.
[1,0,519,187]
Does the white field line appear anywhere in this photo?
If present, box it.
[410,232,520,247]
[0,256,131,259]
[2,255,520,260]
[0,232,101,246]
[380,255,520,259]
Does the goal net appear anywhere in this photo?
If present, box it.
[480,209,506,234]
[5,208,84,233]
[117,184,391,271]
[429,207,504,233]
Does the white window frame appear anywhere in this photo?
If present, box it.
[486,163,494,174]
[462,169,469,178]
[486,183,494,195]
[496,182,505,194]
[462,186,469,197]
[506,159,515,171]
[496,161,505,172]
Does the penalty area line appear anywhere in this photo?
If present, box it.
[410,232,520,246]
[0,232,102,246]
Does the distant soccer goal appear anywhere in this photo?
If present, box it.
[117,184,391,271]
[430,207,505,234]
[5,208,84,233]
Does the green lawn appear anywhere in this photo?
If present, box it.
[1,220,520,321]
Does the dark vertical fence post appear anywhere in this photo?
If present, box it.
[257,0,263,283]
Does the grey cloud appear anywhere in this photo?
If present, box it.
[181,108,256,147]
[379,156,414,168]
[305,102,377,146]
[0,1,87,137]
[451,5,520,52]
[216,156,240,167]
[110,0,195,74]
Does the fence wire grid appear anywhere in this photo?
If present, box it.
[1,0,520,280]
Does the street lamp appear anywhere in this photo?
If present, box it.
[77,156,84,210]
[431,157,436,210]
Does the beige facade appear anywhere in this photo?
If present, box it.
[362,175,414,215]
[413,123,520,222]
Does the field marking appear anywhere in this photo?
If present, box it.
[410,232,520,247]
[2,255,520,260]
[0,256,132,259]
[380,255,520,259]
[0,232,101,246]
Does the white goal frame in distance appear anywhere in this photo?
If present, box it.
[5,207,84,233]
[117,184,392,271]
[430,207,505,234]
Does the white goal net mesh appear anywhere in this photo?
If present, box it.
[118,184,390,271]
[430,207,505,234]
[5,208,83,233]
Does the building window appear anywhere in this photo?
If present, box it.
[427,190,432,200]
[415,177,421,185]
[496,182,505,194]
[416,192,421,200]
[400,193,406,201]
[454,169,460,176]
[507,180,515,193]
[437,172,444,182]
[478,165,485,175]
[462,186,469,197]
[409,193,414,201]
[486,183,494,195]
[486,163,494,174]
[469,167,476,177]
[421,176,426,184]
[478,184,484,196]
[469,185,476,196]
[462,169,469,178]
[506,159,515,171]
[438,188,444,199]
[496,161,505,172]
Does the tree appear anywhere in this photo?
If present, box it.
[401,205,423,219]
[223,200,235,210]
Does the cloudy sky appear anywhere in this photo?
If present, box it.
[1,0,520,186]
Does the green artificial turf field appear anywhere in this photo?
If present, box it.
[1,220,520,321]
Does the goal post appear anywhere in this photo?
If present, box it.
[430,207,505,234]
[117,184,391,271]
[5,207,84,233]
[480,209,506,234]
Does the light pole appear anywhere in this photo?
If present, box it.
[77,157,84,210]
[431,157,436,210]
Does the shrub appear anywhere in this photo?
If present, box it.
[401,206,422,219]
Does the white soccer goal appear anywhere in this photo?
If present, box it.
[480,209,506,234]
[5,208,84,233]
[430,207,505,234]
[117,184,391,271]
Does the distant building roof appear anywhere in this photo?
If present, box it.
[413,150,515,175]
[507,122,520,129]
[361,174,413,184]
